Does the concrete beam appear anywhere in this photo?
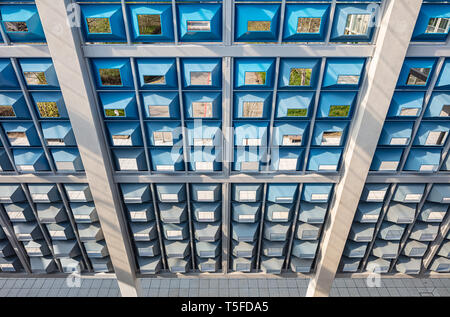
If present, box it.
[35,0,141,297]
[306,0,423,297]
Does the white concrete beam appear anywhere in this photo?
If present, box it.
[306,0,423,297]
[35,0,141,297]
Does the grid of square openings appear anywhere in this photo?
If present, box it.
[233,57,365,173]
[370,58,450,174]
[0,58,84,173]
[0,3,46,44]
[78,0,383,44]
[230,183,334,273]
[92,57,366,173]
[93,57,222,172]
[0,183,112,274]
[339,183,449,275]
[121,183,222,274]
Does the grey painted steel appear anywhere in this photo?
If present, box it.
[265,57,281,172]
[185,184,197,270]
[221,182,230,273]
[407,45,450,57]
[284,183,304,270]
[0,126,19,173]
[224,0,233,46]
[120,0,132,45]
[255,183,268,271]
[325,0,337,45]
[21,183,63,273]
[422,211,450,272]
[389,183,433,272]
[397,57,445,172]
[115,173,340,184]
[307,0,423,297]
[122,0,153,174]
[10,58,57,173]
[366,174,450,183]
[0,45,50,58]
[175,57,190,173]
[0,43,449,59]
[361,183,398,271]
[149,183,168,270]
[222,57,232,177]
[5,43,450,59]
[0,174,87,184]
[35,0,141,297]
[82,44,375,58]
[302,58,326,172]
[0,19,17,173]
[0,204,32,273]
[56,183,92,272]
[171,0,179,44]
[278,0,287,44]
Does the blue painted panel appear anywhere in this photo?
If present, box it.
[235,4,280,42]
[272,121,308,146]
[278,58,321,88]
[184,92,222,120]
[396,58,437,88]
[311,121,348,146]
[181,58,222,89]
[269,148,303,171]
[302,183,333,203]
[0,4,45,42]
[330,4,378,42]
[234,91,272,119]
[411,4,450,42]
[0,93,30,119]
[136,58,177,89]
[91,58,133,89]
[80,4,126,42]
[234,58,276,89]
[142,92,180,119]
[266,183,298,203]
[19,59,59,89]
[275,91,314,119]
[404,148,442,172]
[387,92,425,118]
[99,92,138,119]
[370,148,403,172]
[378,121,414,146]
[322,58,365,89]
[177,4,222,42]
[424,92,450,118]
[0,59,19,88]
[128,4,174,42]
[150,147,184,171]
[307,148,342,172]
[283,4,330,42]
[146,121,183,147]
[31,92,68,119]
[317,91,357,119]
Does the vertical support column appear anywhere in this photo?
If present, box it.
[306,0,422,297]
[255,183,268,271]
[35,0,141,297]
[221,182,230,273]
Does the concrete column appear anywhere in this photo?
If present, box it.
[35,0,141,297]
